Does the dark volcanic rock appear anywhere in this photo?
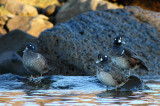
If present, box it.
[0,52,30,76]
[0,29,37,55]
[111,0,160,12]
[38,8,160,77]
[0,30,37,75]
[124,6,160,32]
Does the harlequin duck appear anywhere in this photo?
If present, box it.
[22,43,50,81]
[96,53,128,91]
[110,36,148,76]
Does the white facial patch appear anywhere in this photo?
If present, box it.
[105,56,107,58]
[100,57,103,61]
[118,37,122,43]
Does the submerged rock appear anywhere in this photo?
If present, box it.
[39,8,160,77]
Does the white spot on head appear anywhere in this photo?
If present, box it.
[100,57,103,61]
[105,56,107,58]
[118,37,122,43]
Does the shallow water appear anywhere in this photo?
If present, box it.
[0,74,160,105]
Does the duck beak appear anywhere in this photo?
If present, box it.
[122,41,125,44]
[23,48,28,53]
[96,60,100,64]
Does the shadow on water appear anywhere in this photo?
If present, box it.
[97,90,133,98]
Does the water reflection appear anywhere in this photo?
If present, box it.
[97,90,133,98]
[0,86,160,105]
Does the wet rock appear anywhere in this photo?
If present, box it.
[7,15,53,37]
[55,0,121,23]
[0,73,24,89]
[0,29,37,55]
[121,76,148,91]
[0,0,38,16]
[39,8,160,77]
[0,52,30,76]
[125,6,160,32]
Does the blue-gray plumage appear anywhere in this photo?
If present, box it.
[110,36,148,76]
[96,53,128,91]
[22,43,50,80]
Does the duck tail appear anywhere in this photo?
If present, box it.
[138,61,149,71]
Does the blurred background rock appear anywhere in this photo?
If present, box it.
[0,0,159,76]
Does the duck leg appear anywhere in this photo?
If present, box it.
[28,75,34,81]
[115,85,118,91]
[106,86,108,91]
[35,73,43,83]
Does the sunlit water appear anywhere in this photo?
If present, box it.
[0,74,160,105]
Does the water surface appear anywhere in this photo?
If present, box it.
[0,74,159,105]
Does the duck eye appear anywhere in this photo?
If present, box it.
[118,39,121,43]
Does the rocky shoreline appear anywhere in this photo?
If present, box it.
[0,0,159,78]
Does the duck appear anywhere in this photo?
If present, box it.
[96,53,128,91]
[110,35,148,76]
[22,43,50,81]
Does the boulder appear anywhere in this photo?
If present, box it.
[0,0,38,16]
[7,15,53,37]
[115,0,160,12]
[0,51,30,76]
[55,0,121,23]
[0,26,7,35]
[0,16,8,35]
[43,5,57,16]
[0,29,37,55]
[124,6,160,32]
[0,16,8,26]
[38,8,160,77]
